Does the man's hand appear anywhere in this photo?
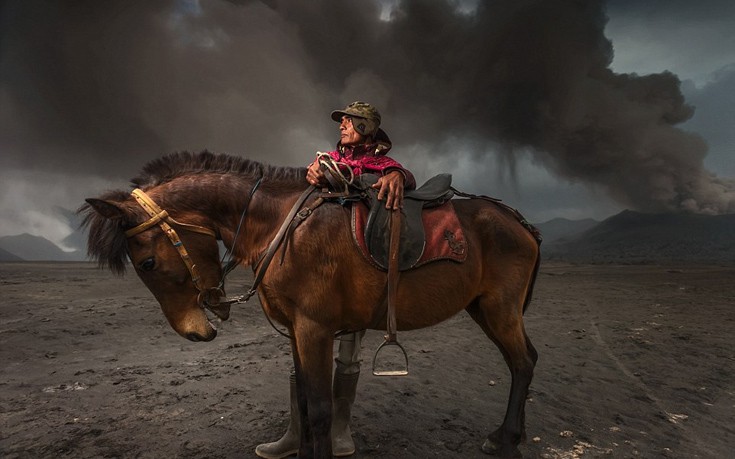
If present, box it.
[306,161,327,187]
[373,170,405,210]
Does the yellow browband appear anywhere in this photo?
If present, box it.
[125,189,216,238]
[125,189,216,292]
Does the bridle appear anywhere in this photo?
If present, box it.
[124,188,226,309]
[123,182,261,311]
[122,174,346,339]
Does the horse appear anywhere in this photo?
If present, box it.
[81,151,541,458]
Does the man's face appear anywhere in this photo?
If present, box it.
[339,116,366,146]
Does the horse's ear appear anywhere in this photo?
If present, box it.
[85,198,127,220]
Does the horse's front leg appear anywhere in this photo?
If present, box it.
[292,324,334,459]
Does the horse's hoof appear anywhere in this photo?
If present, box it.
[481,438,522,458]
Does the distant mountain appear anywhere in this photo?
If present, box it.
[54,206,86,252]
[544,210,735,263]
[534,217,599,244]
[0,205,88,261]
[0,234,85,261]
[0,247,24,262]
[3,208,732,264]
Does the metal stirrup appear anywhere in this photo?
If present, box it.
[372,210,409,376]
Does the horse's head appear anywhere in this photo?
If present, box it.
[82,189,228,342]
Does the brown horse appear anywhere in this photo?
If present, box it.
[82,151,541,458]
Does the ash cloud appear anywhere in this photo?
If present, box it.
[1,0,733,216]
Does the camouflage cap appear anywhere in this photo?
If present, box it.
[331,101,381,136]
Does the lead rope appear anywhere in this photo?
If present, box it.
[316,151,354,192]
[217,176,263,292]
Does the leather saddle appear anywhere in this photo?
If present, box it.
[351,173,460,271]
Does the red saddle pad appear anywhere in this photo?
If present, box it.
[352,200,467,270]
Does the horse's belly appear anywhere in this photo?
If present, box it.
[390,261,479,330]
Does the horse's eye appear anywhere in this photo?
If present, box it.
[139,257,156,272]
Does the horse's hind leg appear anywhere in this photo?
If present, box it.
[466,295,537,458]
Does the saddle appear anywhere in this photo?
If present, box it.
[350,174,467,271]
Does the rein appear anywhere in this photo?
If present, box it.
[124,178,347,340]
[218,177,263,291]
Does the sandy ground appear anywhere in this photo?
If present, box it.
[1,261,733,458]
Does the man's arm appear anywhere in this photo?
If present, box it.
[373,170,406,210]
[362,156,415,210]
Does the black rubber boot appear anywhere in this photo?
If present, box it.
[255,374,299,459]
[331,371,360,457]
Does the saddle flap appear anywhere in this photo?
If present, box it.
[353,200,467,271]
[365,201,426,271]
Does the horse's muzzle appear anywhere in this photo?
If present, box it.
[186,329,217,342]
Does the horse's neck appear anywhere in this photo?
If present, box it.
[160,173,304,265]
[240,186,304,262]
[208,176,304,266]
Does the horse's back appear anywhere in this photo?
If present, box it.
[453,198,540,261]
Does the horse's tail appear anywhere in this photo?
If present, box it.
[508,206,541,315]
[522,249,541,314]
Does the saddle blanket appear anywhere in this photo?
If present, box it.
[351,200,467,271]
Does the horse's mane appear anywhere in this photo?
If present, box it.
[80,151,307,274]
[132,150,305,188]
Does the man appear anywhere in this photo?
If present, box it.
[255,102,415,459]
[307,101,415,208]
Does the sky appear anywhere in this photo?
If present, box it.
[1,0,733,249]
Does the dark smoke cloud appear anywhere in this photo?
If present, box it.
[683,66,735,177]
[1,0,733,215]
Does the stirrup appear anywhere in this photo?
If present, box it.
[372,338,409,376]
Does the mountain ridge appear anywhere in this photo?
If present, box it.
[0,233,85,262]
[1,209,733,264]
[543,210,735,263]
